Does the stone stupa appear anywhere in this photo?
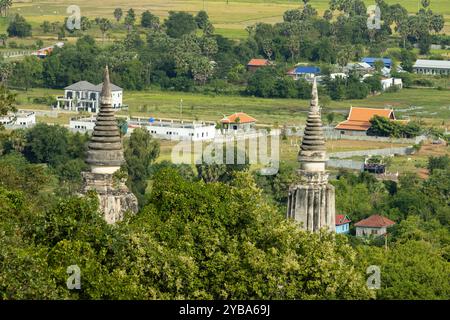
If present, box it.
[82,66,138,224]
[286,78,336,232]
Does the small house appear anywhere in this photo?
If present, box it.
[221,112,256,132]
[361,57,392,69]
[355,214,395,237]
[335,215,351,234]
[380,77,403,91]
[247,59,272,72]
[287,66,321,80]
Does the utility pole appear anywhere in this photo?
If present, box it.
[180,98,183,122]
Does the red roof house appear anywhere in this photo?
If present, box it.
[355,214,395,237]
[336,215,351,234]
[220,112,257,132]
[247,58,272,72]
[335,107,404,136]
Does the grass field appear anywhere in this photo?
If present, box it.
[14,87,450,127]
[2,0,449,39]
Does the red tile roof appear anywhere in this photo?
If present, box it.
[336,215,351,226]
[247,59,271,67]
[221,112,257,124]
[354,215,395,228]
[335,107,395,131]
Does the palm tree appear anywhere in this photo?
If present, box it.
[98,18,112,43]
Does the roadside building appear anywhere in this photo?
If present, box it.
[355,214,395,237]
[220,112,257,133]
[413,59,450,75]
[247,58,272,72]
[335,215,351,234]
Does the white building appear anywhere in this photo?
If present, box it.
[381,77,403,91]
[413,59,450,75]
[0,111,36,129]
[56,81,123,113]
[70,116,216,141]
[130,117,216,141]
[69,116,97,132]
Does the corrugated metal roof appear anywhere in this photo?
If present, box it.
[413,59,450,69]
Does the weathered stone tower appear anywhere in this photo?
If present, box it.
[287,78,336,232]
[82,66,138,224]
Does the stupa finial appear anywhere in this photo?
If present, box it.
[100,66,112,105]
[310,77,319,112]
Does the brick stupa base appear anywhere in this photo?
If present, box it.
[82,172,138,224]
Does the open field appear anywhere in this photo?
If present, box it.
[14,87,450,126]
[2,0,450,39]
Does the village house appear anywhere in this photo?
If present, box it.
[380,77,403,91]
[361,57,392,69]
[0,111,36,129]
[335,107,406,136]
[413,59,450,75]
[335,215,351,234]
[247,58,272,72]
[287,66,321,80]
[56,80,123,113]
[32,42,64,59]
[355,214,395,237]
[220,112,257,133]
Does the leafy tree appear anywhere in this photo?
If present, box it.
[164,11,197,38]
[114,8,123,22]
[10,56,43,91]
[98,18,112,43]
[0,85,16,119]
[7,14,32,38]
[141,10,159,29]
[428,155,450,174]
[124,8,136,31]
[124,128,160,206]
[195,10,209,30]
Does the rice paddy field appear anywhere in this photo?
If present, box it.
[2,0,450,39]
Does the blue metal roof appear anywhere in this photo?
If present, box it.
[361,57,392,67]
[292,66,321,74]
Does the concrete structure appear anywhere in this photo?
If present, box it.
[335,215,351,234]
[335,107,407,136]
[381,77,403,91]
[56,80,123,113]
[82,66,138,224]
[287,78,336,232]
[247,58,272,72]
[413,59,450,75]
[0,111,36,129]
[355,214,395,237]
[221,112,256,133]
[287,66,321,80]
[130,117,216,141]
[70,116,97,132]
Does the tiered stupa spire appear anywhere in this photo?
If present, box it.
[82,66,138,224]
[86,66,124,174]
[287,77,335,232]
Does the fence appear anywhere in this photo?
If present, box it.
[327,159,364,171]
[329,146,415,159]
